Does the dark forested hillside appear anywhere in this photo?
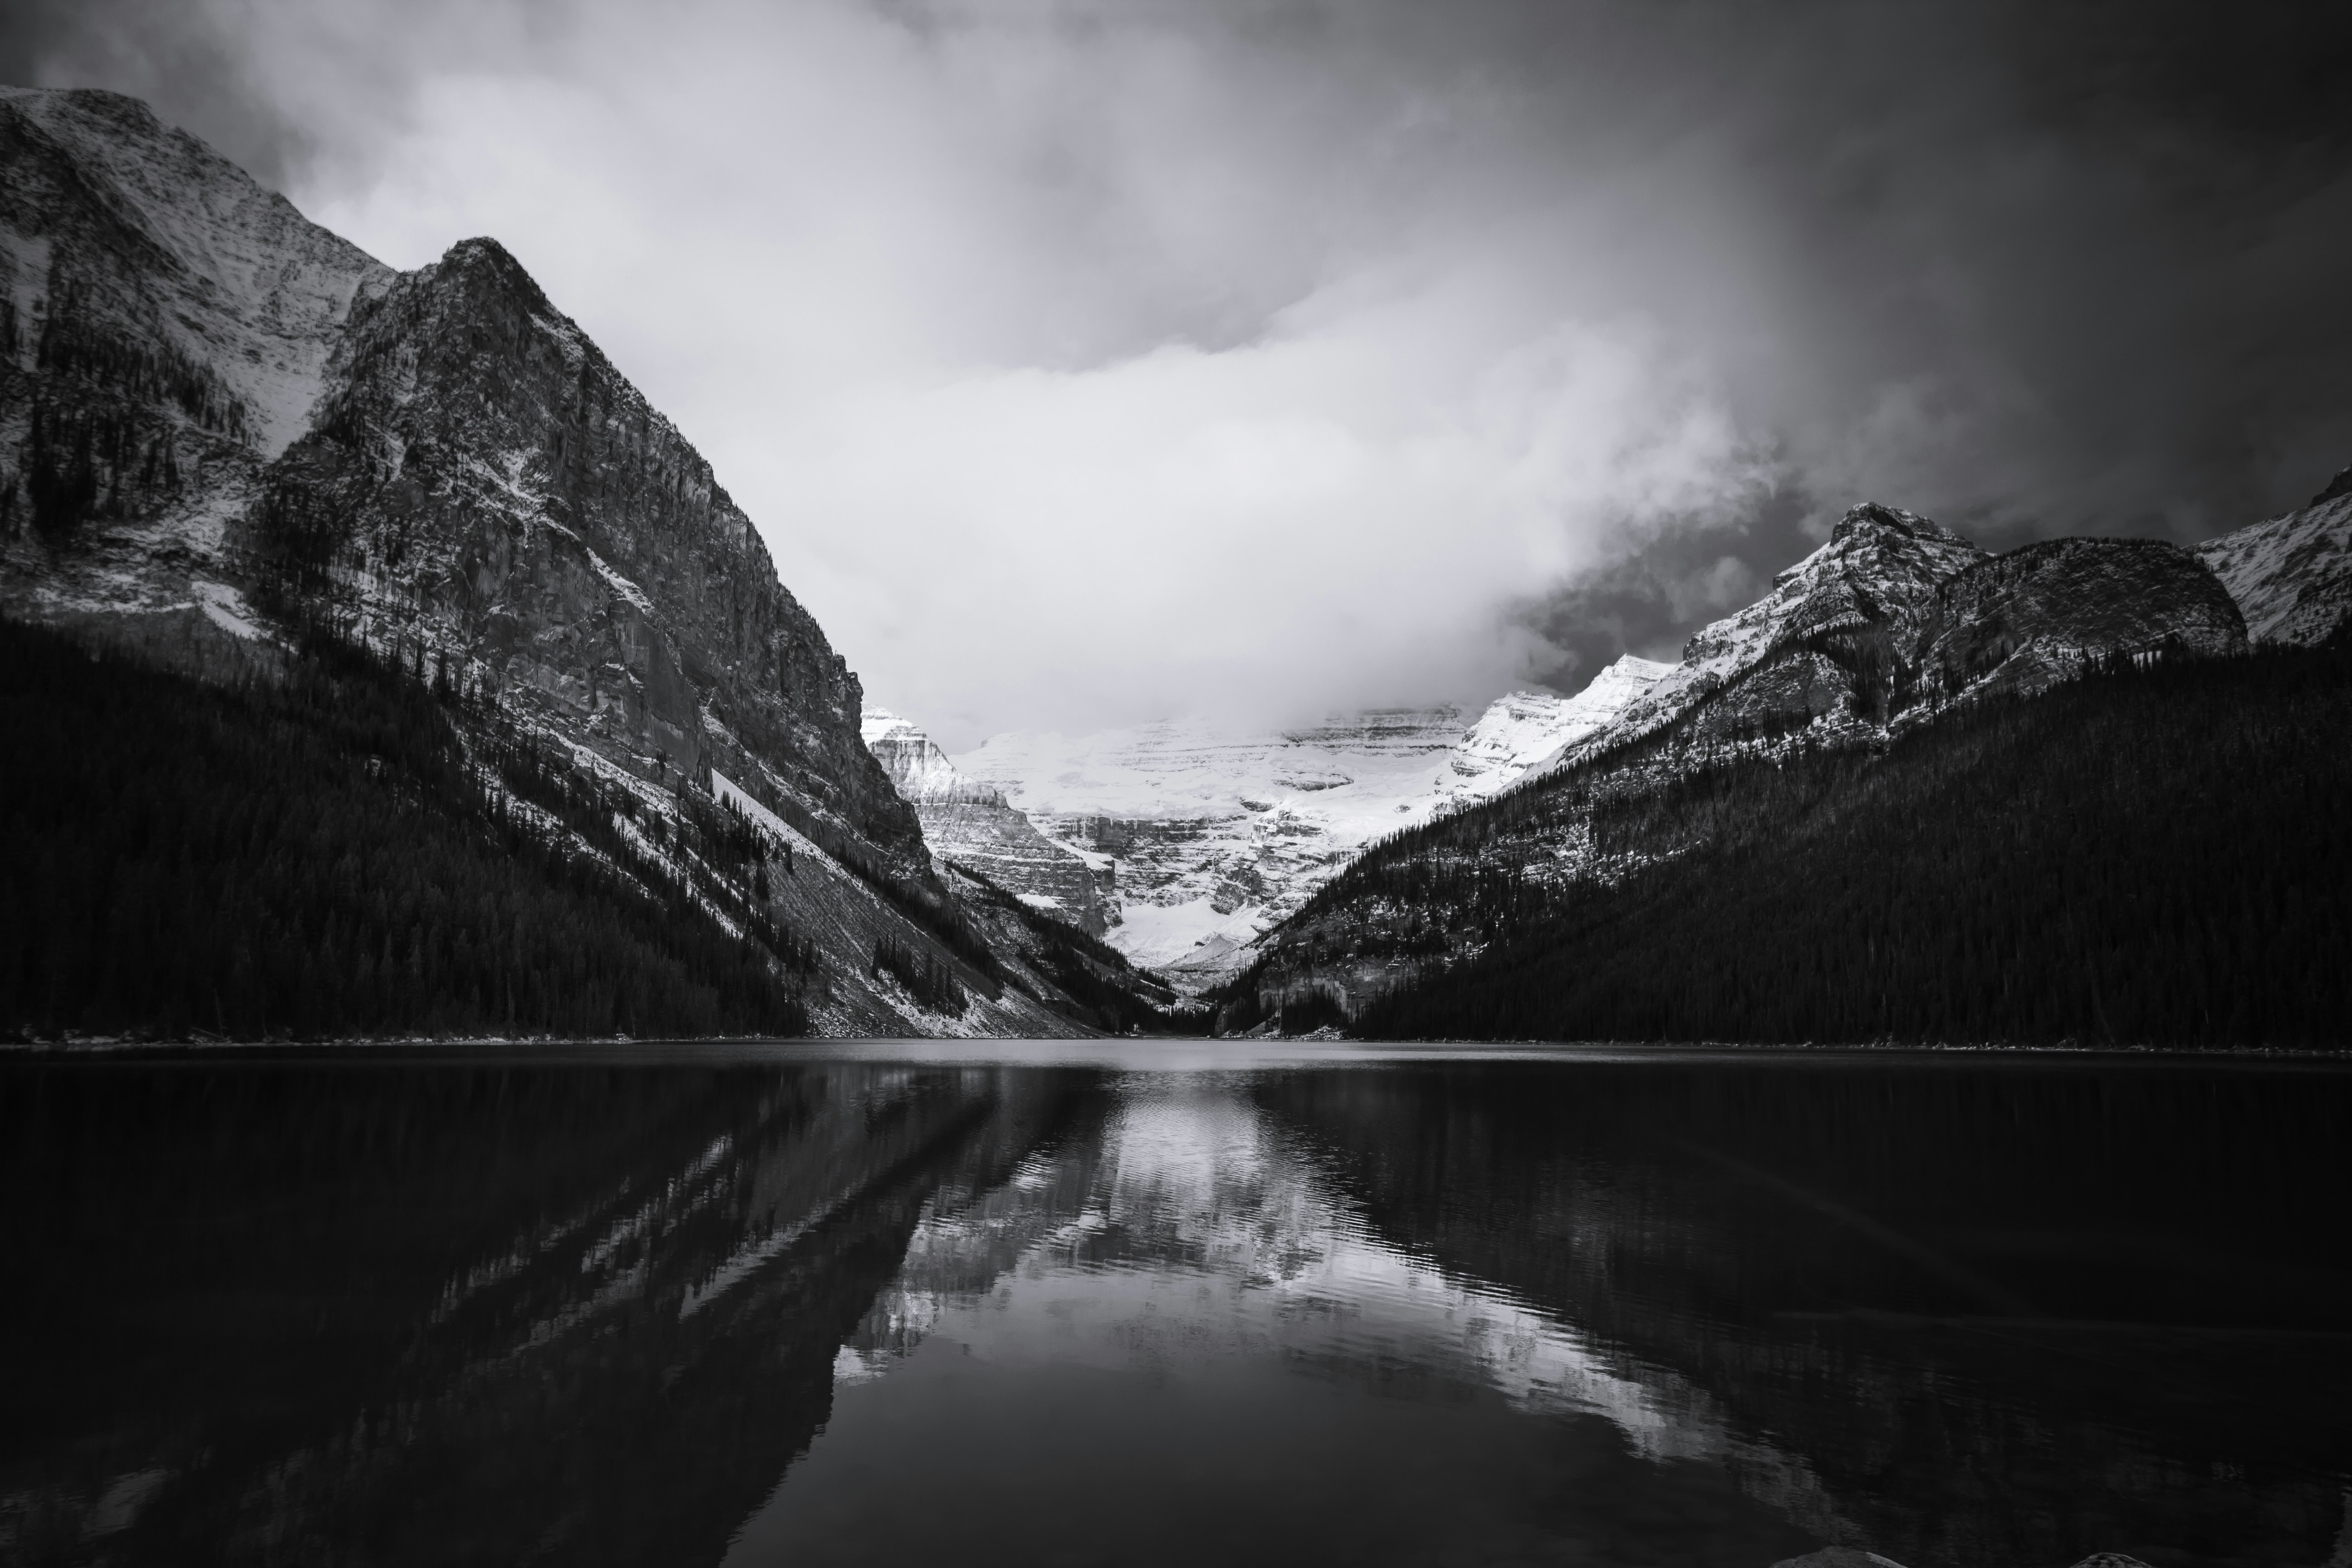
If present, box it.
[1244,646,2352,1048]
[0,619,813,1040]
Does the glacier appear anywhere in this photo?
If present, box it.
[858,657,1669,984]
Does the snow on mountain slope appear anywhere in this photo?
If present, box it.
[0,87,392,458]
[1432,657,1672,810]
[951,666,1664,978]
[1554,503,1989,769]
[2193,477,2352,647]
[953,708,1466,970]
[862,707,1112,933]
[862,708,1006,806]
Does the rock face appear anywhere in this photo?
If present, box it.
[1563,504,1991,766]
[0,86,1145,1038]
[862,707,1112,934]
[252,235,925,867]
[1923,537,2245,699]
[0,87,389,619]
[2193,480,2352,647]
[0,86,919,869]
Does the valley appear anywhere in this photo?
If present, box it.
[4,83,2348,1047]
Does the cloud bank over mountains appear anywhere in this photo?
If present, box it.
[9,0,2350,745]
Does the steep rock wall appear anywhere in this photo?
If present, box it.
[248,237,923,866]
[862,708,1112,934]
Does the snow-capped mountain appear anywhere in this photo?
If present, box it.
[1228,495,2310,1034]
[1552,503,1989,769]
[932,667,1664,981]
[862,707,1112,934]
[2193,468,2352,647]
[948,708,1465,974]
[0,86,1160,1039]
[1431,657,1672,811]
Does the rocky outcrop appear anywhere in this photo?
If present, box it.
[248,235,924,866]
[1923,537,2245,700]
[2192,481,2352,647]
[1564,504,1991,764]
[862,707,1113,933]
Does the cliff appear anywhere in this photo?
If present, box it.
[0,86,1152,1039]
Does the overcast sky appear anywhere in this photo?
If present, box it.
[9,0,2352,746]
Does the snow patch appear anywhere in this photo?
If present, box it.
[192,580,266,641]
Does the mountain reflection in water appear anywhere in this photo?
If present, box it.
[2,1051,2347,1568]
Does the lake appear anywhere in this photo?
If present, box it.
[3,1043,2347,1567]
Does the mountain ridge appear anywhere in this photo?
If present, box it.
[1218,494,2348,1041]
[0,84,1167,1039]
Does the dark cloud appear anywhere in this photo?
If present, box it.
[1499,0,2352,685]
[1516,489,1822,689]
[9,0,2352,723]
[0,0,313,186]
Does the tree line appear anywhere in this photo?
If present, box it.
[1342,644,2351,1047]
[0,617,813,1040]
[1226,643,2351,1048]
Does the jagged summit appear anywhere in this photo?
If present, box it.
[1230,485,2336,1040]
[861,707,1008,808]
[0,84,1160,1038]
[1553,500,1990,766]
[1831,499,1977,550]
[860,704,1112,934]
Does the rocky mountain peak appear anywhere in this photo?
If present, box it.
[1830,500,1977,551]
[862,707,1007,808]
[1553,504,1990,765]
[861,705,1113,935]
[2,83,923,872]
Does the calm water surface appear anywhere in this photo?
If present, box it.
[3,1043,2347,1567]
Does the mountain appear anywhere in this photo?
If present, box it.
[1221,498,2347,1046]
[943,671,1663,988]
[1557,503,1990,766]
[0,86,1168,1040]
[950,708,1464,977]
[1427,657,1672,810]
[1920,535,2244,699]
[2192,469,2352,647]
[861,707,1112,935]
